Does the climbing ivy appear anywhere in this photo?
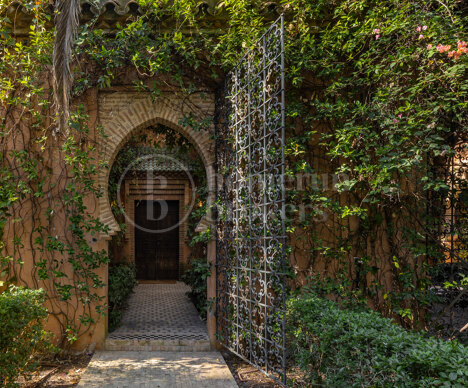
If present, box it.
[1,1,109,347]
[1,0,467,346]
[281,0,467,330]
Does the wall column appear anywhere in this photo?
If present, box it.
[206,238,219,349]
[73,237,109,351]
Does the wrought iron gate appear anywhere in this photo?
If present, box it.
[427,138,468,341]
[215,15,287,385]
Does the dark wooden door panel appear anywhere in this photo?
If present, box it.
[134,200,179,280]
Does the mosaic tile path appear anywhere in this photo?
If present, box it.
[77,351,238,388]
[108,282,209,342]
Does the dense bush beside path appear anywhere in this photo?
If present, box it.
[108,263,137,332]
[288,292,468,387]
[0,286,51,388]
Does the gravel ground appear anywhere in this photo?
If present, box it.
[18,354,92,388]
[221,351,282,388]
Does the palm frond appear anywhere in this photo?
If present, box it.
[52,0,81,133]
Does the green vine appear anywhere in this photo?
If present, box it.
[1,0,467,347]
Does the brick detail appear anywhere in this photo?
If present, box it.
[98,93,216,237]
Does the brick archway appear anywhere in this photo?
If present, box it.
[98,95,215,237]
[98,92,218,347]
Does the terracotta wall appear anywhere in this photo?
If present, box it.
[0,87,108,350]
[4,75,462,348]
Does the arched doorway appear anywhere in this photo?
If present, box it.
[96,93,217,347]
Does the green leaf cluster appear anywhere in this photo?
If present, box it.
[108,263,137,331]
[0,286,52,387]
[288,291,468,387]
[181,258,211,316]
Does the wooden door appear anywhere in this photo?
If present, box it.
[134,200,179,280]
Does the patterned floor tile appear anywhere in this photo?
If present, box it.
[108,282,209,341]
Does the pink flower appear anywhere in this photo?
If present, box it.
[436,44,451,53]
[416,26,421,32]
[418,34,424,40]
[393,119,399,124]
[398,114,402,119]
[422,26,428,30]
[457,40,467,49]
[373,28,380,34]
[454,52,462,59]
[448,50,455,57]
[427,44,433,49]
[375,34,380,40]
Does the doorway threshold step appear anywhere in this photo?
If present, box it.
[103,338,211,352]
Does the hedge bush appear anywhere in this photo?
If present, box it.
[108,264,137,332]
[287,292,468,387]
[181,258,211,317]
[0,286,51,387]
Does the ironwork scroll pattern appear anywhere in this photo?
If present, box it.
[437,140,468,339]
[444,140,468,265]
[427,138,468,341]
[215,15,287,385]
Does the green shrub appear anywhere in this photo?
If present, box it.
[108,263,137,332]
[287,292,468,387]
[181,258,211,317]
[0,286,51,387]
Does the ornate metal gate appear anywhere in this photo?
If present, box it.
[215,15,287,385]
[427,138,468,341]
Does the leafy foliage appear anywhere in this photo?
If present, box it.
[0,286,52,388]
[287,291,468,387]
[1,0,467,348]
[108,263,137,332]
[1,1,110,346]
[181,258,211,316]
[280,0,468,329]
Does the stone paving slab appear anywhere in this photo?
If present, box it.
[77,351,238,388]
[104,338,211,352]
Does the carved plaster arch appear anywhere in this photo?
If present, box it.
[97,96,215,238]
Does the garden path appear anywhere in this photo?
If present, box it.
[76,282,238,387]
[105,282,210,350]
[76,351,238,388]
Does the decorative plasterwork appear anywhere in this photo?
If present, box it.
[81,0,139,16]
[97,94,216,238]
[5,1,282,35]
[79,0,281,17]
